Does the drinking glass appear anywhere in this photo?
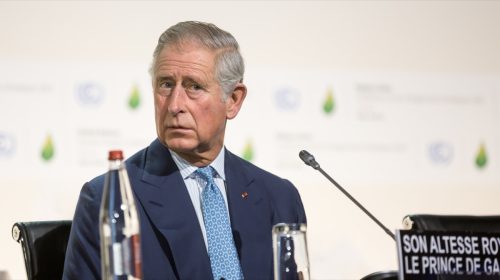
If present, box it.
[273,223,310,280]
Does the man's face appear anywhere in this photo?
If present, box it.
[152,41,244,164]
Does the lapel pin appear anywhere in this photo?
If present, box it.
[241,192,249,199]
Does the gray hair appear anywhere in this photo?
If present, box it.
[150,21,245,98]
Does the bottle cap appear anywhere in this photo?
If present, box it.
[108,150,124,160]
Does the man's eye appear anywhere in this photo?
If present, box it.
[191,84,203,91]
[159,81,173,88]
[157,81,173,96]
[184,83,204,99]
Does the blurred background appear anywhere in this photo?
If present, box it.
[1,1,499,279]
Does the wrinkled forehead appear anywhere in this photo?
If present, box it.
[154,39,221,73]
[153,43,219,82]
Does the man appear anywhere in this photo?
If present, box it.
[63,21,306,280]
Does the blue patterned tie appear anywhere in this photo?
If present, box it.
[196,166,243,280]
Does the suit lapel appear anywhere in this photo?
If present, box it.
[225,150,273,277]
[132,140,211,278]
[224,150,257,231]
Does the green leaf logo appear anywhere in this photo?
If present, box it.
[323,87,335,114]
[475,143,488,169]
[128,85,141,110]
[41,135,55,161]
[242,140,254,162]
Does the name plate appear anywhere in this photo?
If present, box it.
[396,230,500,279]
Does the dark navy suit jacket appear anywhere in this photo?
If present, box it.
[63,139,306,280]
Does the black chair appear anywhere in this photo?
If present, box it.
[360,270,398,280]
[12,220,72,280]
[402,214,500,232]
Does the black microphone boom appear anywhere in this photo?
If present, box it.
[299,150,395,241]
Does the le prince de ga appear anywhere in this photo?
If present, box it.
[402,233,500,275]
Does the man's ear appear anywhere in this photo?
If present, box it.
[226,82,247,120]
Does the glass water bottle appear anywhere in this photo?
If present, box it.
[99,150,142,280]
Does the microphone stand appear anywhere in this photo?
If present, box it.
[299,150,396,241]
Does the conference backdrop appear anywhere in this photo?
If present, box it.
[1,1,499,279]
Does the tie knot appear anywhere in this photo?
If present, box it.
[195,166,215,183]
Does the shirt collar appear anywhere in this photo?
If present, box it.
[170,148,226,180]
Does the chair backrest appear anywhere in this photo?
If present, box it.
[360,270,398,280]
[403,214,500,232]
[12,220,72,280]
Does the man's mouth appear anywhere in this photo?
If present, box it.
[167,125,191,132]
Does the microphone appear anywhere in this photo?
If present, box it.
[299,150,395,241]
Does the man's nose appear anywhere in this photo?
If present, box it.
[167,86,185,115]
